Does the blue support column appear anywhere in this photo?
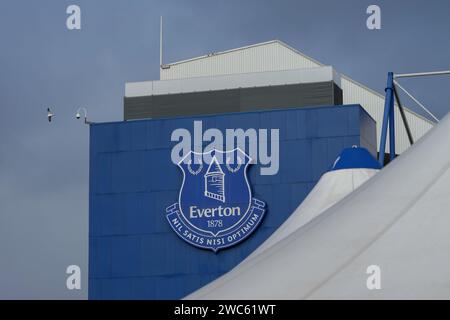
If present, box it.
[378,72,394,166]
[389,93,396,161]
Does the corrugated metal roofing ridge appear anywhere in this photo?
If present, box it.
[165,39,324,68]
[164,39,435,125]
[164,40,281,66]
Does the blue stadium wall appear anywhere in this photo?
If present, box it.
[89,104,376,299]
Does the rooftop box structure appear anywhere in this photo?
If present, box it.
[124,66,342,120]
[124,40,434,154]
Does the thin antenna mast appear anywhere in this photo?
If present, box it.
[160,16,163,68]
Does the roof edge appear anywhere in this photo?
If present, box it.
[275,40,435,125]
[164,40,280,67]
[161,39,435,125]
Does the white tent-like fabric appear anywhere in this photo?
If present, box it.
[186,113,450,300]
[248,147,380,260]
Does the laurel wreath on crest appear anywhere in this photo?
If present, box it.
[187,159,203,175]
[226,156,243,173]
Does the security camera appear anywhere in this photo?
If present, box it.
[75,107,90,124]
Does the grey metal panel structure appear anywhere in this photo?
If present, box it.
[126,66,340,97]
[124,81,342,120]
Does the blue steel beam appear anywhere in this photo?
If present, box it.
[378,72,394,166]
[389,91,396,161]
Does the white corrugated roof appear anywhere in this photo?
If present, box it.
[164,40,324,67]
[156,39,435,153]
[162,39,433,126]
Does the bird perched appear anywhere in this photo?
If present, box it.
[47,108,54,122]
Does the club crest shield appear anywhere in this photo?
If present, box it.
[166,148,266,252]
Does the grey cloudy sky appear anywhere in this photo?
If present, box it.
[0,0,449,299]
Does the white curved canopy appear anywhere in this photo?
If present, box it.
[187,112,450,300]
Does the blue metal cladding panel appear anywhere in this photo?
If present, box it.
[89,104,376,300]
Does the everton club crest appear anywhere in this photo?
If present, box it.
[166,148,266,252]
